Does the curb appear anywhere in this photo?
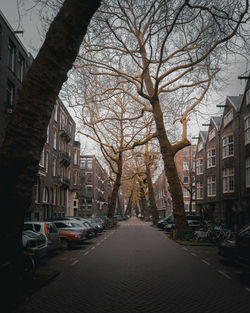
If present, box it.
[174,239,217,247]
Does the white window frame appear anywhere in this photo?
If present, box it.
[196,159,203,175]
[223,168,234,193]
[39,147,45,167]
[196,182,203,200]
[183,161,189,171]
[222,135,234,158]
[207,149,216,168]
[208,128,216,141]
[53,128,57,150]
[223,109,233,127]
[207,176,216,197]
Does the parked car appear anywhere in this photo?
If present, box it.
[52,220,88,249]
[22,229,48,261]
[24,221,61,253]
[157,215,174,229]
[218,224,250,268]
[163,220,175,232]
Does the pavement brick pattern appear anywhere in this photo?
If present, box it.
[12,216,250,313]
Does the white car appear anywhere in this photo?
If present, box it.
[24,221,61,253]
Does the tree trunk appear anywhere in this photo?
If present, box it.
[151,98,189,232]
[138,180,149,220]
[125,189,133,216]
[107,152,123,219]
[145,164,159,225]
[0,0,100,305]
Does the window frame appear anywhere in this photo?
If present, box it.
[207,149,216,168]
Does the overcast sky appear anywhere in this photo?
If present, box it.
[1,0,249,140]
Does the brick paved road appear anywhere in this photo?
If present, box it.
[13,217,250,313]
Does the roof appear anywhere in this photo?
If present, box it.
[227,95,243,112]
[200,131,208,142]
[211,116,222,130]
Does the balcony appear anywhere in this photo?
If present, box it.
[59,125,72,143]
[58,176,70,189]
[59,151,71,167]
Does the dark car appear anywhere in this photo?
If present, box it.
[157,215,174,229]
[218,224,250,268]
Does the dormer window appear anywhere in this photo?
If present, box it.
[198,141,203,152]
[224,109,233,127]
[208,128,216,141]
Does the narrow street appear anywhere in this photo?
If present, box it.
[13,217,250,313]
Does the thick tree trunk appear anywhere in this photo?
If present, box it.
[146,164,159,225]
[151,98,189,232]
[125,189,133,216]
[138,180,148,220]
[107,152,123,219]
[0,0,100,306]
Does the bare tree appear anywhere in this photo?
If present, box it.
[0,0,100,305]
[76,0,250,232]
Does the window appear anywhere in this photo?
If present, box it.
[86,187,93,197]
[8,39,15,72]
[198,141,203,152]
[207,149,216,168]
[183,188,189,198]
[74,150,78,165]
[224,109,233,127]
[42,187,49,203]
[183,161,189,171]
[39,148,45,167]
[196,182,203,199]
[246,157,250,187]
[245,117,250,145]
[74,171,78,185]
[183,175,189,184]
[46,125,50,144]
[45,152,49,173]
[80,160,85,169]
[222,135,234,157]
[87,160,92,169]
[17,53,25,82]
[196,159,203,175]
[52,158,57,176]
[54,103,58,121]
[223,168,234,193]
[53,128,57,149]
[87,173,92,184]
[207,176,216,196]
[208,128,216,141]
[6,80,15,110]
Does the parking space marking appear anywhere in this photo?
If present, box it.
[182,247,188,251]
[218,270,232,280]
[97,243,101,246]
[245,288,250,293]
[72,260,79,266]
[84,251,89,256]
[91,246,95,250]
[190,252,197,257]
[202,259,211,266]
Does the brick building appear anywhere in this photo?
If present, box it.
[26,98,81,221]
[195,79,250,230]
[0,9,32,148]
[79,155,112,217]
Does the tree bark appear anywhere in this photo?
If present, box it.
[151,97,189,231]
[145,163,159,225]
[0,0,100,305]
[107,152,123,219]
[138,180,148,220]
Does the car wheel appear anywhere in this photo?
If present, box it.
[61,238,69,249]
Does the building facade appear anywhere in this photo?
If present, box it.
[0,9,32,148]
[79,155,112,217]
[195,80,250,230]
[26,98,81,221]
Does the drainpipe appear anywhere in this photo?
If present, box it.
[217,130,222,222]
[236,111,241,232]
